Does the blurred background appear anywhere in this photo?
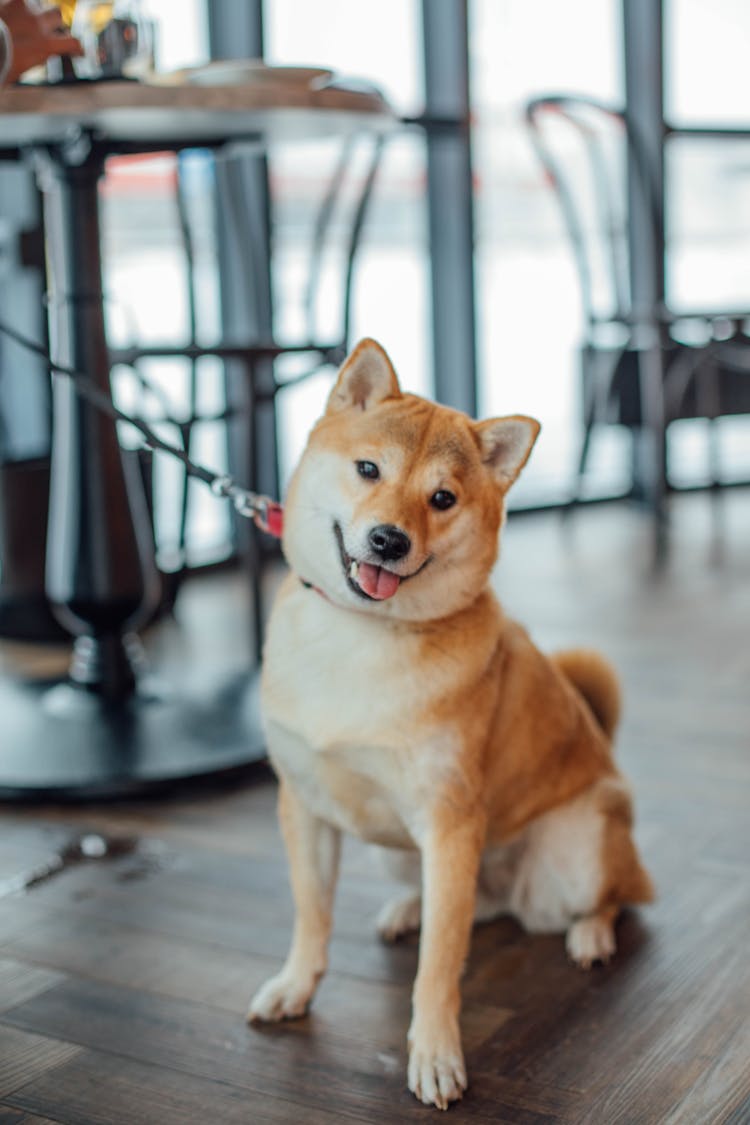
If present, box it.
[0,11,748,1116]
[5,0,748,576]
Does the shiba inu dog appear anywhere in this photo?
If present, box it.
[248,339,653,1110]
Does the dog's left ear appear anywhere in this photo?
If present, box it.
[474,415,541,488]
[326,338,402,414]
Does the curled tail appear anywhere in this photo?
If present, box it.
[553,648,621,740]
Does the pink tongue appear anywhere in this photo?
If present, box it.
[357,562,401,601]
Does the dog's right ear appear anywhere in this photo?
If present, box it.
[326,338,401,414]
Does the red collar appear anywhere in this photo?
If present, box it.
[255,502,332,603]
[299,577,331,603]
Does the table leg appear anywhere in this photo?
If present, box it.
[41,148,159,700]
[0,142,268,799]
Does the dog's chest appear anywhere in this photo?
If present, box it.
[261,586,454,846]
[264,718,425,846]
[262,584,435,745]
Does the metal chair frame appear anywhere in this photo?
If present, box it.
[108,133,385,629]
[525,93,750,544]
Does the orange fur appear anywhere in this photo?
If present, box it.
[553,648,622,739]
[249,339,653,1110]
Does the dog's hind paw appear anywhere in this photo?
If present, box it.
[247,970,316,1023]
[566,912,616,969]
[377,893,422,943]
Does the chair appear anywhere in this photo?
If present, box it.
[524,93,750,548]
[109,132,386,640]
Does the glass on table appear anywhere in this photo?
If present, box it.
[57,0,79,28]
[41,0,153,80]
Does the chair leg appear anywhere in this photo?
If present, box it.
[698,361,724,555]
[564,348,596,522]
[636,342,669,566]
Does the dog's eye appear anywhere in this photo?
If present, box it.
[431,490,457,511]
[356,461,380,481]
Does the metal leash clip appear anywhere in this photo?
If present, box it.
[209,477,284,538]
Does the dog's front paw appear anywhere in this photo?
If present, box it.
[377,893,422,943]
[566,913,616,969]
[407,1022,467,1110]
[247,970,316,1024]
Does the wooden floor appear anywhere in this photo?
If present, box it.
[0,492,748,1124]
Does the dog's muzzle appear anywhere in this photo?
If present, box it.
[333,522,431,602]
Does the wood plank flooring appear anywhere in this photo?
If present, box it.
[0,492,748,1123]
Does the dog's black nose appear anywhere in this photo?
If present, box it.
[368,524,411,562]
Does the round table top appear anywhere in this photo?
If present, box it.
[0,73,395,150]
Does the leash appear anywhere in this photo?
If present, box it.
[0,317,284,539]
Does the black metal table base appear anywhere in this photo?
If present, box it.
[0,669,266,801]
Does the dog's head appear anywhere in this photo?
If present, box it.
[282,339,540,622]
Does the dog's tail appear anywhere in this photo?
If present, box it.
[553,648,621,741]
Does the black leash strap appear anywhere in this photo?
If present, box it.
[0,316,282,532]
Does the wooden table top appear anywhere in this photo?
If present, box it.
[0,74,395,149]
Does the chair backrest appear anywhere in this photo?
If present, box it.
[302,133,385,359]
[216,133,385,363]
[524,94,662,333]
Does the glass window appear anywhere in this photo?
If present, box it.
[470,0,627,505]
[666,0,750,126]
[665,1,750,487]
[102,2,224,567]
[147,0,209,71]
[264,0,421,116]
[263,0,430,482]
[667,138,750,312]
